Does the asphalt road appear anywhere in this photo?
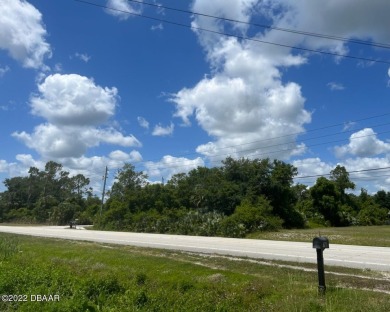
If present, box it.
[1,225,390,271]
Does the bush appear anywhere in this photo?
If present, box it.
[97,196,289,238]
[102,208,227,237]
[358,204,388,225]
[4,208,33,223]
[83,277,124,302]
[220,196,283,237]
[219,217,246,238]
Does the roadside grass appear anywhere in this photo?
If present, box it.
[247,225,390,247]
[0,233,389,311]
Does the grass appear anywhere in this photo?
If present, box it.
[247,225,390,247]
[0,232,389,311]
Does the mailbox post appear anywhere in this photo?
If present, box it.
[69,219,77,229]
[312,236,329,294]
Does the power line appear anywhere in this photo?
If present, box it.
[130,112,390,174]
[72,0,390,186]
[295,166,390,180]
[136,128,390,174]
[73,1,390,168]
[127,112,390,167]
[178,113,390,161]
[74,0,390,65]
[279,168,390,185]
[349,174,390,181]
[125,0,390,50]
[137,126,390,172]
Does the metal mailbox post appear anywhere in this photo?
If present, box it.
[312,236,329,294]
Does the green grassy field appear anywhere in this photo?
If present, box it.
[0,232,389,312]
[248,225,390,247]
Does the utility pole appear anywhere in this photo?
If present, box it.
[100,166,108,217]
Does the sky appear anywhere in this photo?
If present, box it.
[1,0,390,195]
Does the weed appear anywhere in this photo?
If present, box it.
[0,236,20,260]
[134,290,148,308]
[135,273,147,286]
[83,277,123,300]
[178,280,195,293]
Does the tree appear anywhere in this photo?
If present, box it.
[374,190,390,210]
[222,157,272,198]
[310,177,342,226]
[330,165,355,195]
[109,164,148,201]
[358,190,388,225]
[3,176,29,211]
[166,172,191,209]
[50,201,77,225]
[0,161,92,224]
[267,160,303,228]
[70,174,91,198]
[26,167,43,208]
[42,161,63,196]
[292,184,309,202]
[186,166,239,214]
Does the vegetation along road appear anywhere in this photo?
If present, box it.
[0,225,389,272]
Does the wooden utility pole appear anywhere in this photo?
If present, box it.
[100,166,108,217]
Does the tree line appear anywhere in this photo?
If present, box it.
[1,158,389,237]
[0,161,100,225]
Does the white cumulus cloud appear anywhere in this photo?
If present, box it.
[13,73,141,159]
[172,0,390,163]
[109,150,142,162]
[106,0,143,20]
[137,116,149,129]
[293,158,333,178]
[171,0,310,161]
[261,0,390,59]
[13,123,87,158]
[145,155,204,180]
[152,122,174,136]
[293,156,390,192]
[0,159,9,173]
[0,0,51,69]
[335,128,390,158]
[30,74,117,126]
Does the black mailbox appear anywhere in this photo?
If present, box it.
[313,237,329,250]
[69,220,77,229]
[312,236,329,294]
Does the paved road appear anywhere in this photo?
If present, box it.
[1,225,390,271]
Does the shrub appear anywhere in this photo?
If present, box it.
[220,196,283,237]
[83,277,123,301]
[358,204,388,225]
[4,208,33,223]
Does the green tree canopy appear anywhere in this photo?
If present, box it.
[330,165,355,195]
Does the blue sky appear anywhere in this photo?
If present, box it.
[1,0,390,194]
